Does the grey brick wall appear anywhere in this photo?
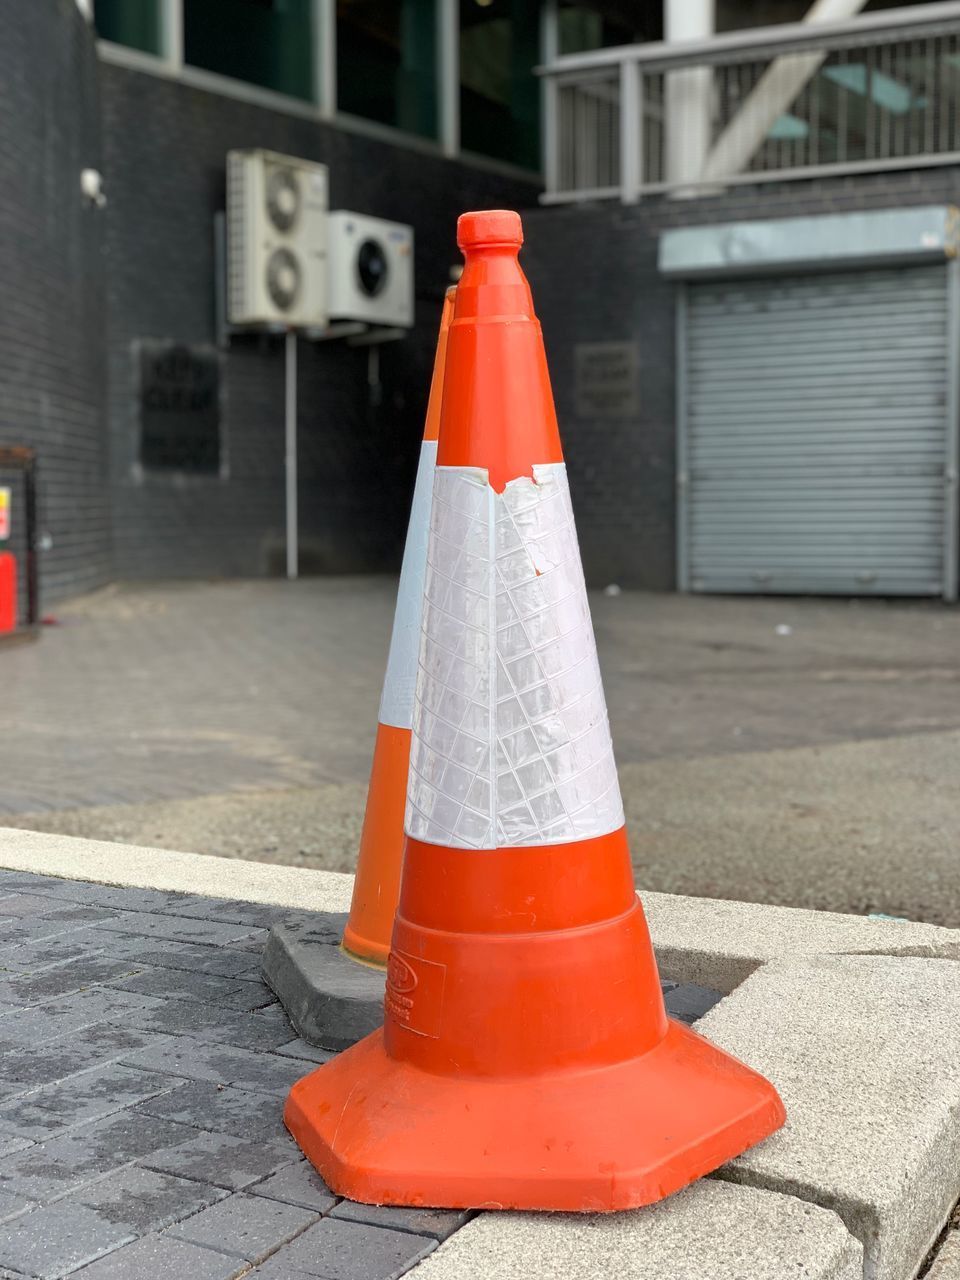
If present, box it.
[99,65,541,581]
[522,168,960,589]
[0,0,110,606]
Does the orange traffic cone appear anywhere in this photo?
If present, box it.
[286,210,785,1211]
[341,287,456,966]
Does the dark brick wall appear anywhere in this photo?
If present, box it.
[522,168,960,589]
[0,0,109,605]
[99,65,541,580]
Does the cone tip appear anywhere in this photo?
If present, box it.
[457,210,523,250]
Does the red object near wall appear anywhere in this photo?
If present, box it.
[0,553,17,634]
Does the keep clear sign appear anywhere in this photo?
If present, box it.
[574,341,639,420]
[0,488,9,541]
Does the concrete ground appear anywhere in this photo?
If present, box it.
[3,579,960,925]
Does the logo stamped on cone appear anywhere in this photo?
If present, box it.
[386,953,418,994]
[385,950,446,1039]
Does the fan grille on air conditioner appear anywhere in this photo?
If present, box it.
[226,150,327,328]
[266,166,301,233]
[267,247,302,312]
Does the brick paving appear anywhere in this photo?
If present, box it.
[0,866,720,1279]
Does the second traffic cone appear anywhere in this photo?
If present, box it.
[341,288,455,966]
[286,210,785,1211]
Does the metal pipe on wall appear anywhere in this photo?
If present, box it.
[285,330,298,581]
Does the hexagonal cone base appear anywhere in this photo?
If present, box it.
[284,1020,785,1212]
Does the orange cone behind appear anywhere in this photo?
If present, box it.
[341,287,455,966]
[286,210,785,1211]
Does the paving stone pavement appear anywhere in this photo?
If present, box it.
[0,867,720,1278]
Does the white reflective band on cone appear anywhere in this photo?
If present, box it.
[379,440,438,730]
[406,462,625,849]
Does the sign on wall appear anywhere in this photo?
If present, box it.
[139,342,221,474]
[0,488,9,540]
[574,341,639,419]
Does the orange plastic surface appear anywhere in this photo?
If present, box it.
[341,290,456,967]
[0,554,16,634]
[287,828,785,1211]
[287,210,786,1211]
[422,286,455,443]
[438,212,562,490]
[341,723,411,966]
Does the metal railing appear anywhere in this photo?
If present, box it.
[540,1,960,204]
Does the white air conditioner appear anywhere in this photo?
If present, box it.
[226,149,328,328]
[327,211,414,328]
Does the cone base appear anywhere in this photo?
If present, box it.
[284,1020,785,1213]
[339,930,389,968]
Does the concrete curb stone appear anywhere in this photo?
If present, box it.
[407,1180,862,1279]
[642,889,960,992]
[698,953,960,1280]
[0,829,354,914]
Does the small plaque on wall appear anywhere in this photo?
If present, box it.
[139,341,221,473]
[574,341,639,419]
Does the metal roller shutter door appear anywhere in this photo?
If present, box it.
[681,264,952,597]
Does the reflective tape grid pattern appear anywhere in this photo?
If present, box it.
[379,440,438,730]
[405,462,624,849]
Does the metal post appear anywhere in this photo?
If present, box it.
[675,283,690,592]
[664,0,714,191]
[619,58,641,203]
[162,0,183,72]
[944,257,959,601]
[314,0,336,118]
[439,0,459,157]
[541,0,559,190]
[285,331,299,582]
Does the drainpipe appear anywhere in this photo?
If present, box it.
[701,0,868,185]
[665,0,716,194]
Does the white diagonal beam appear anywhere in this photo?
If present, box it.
[700,0,868,185]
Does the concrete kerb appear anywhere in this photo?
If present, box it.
[699,954,960,1280]
[641,889,960,992]
[4,826,960,1280]
[410,1181,863,1280]
[0,827,353,914]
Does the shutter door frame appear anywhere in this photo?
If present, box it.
[676,260,960,602]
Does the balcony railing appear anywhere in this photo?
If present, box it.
[539,1,960,204]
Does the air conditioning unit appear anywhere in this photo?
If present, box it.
[226,149,328,328]
[327,212,414,328]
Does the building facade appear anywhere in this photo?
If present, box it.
[0,0,956,603]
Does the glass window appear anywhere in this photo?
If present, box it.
[558,1,658,55]
[337,1,438,140]
[94,0,163,55]
[184,0,314,103]
[460,0,540,171]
